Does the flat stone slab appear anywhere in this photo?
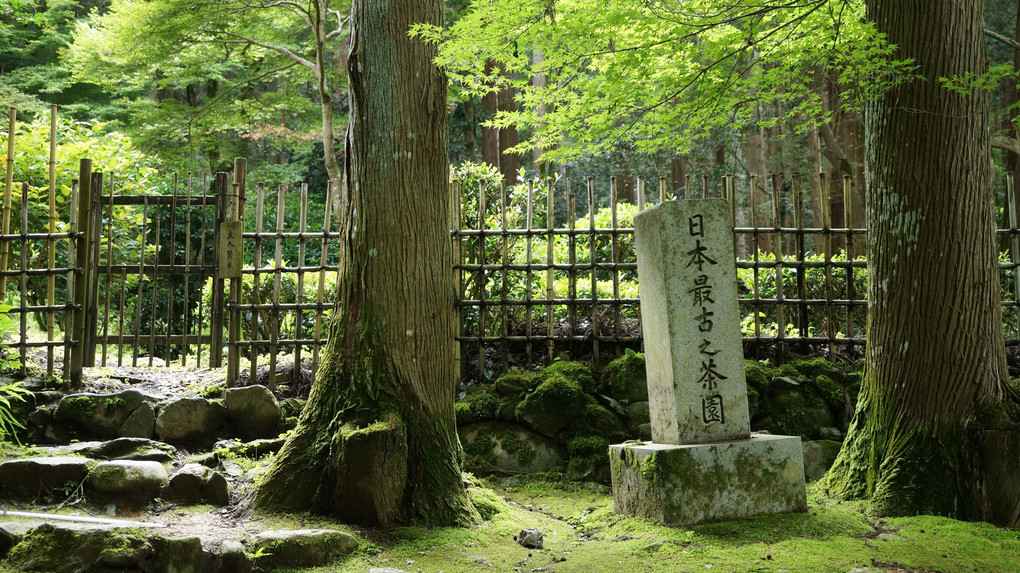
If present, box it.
[0,457,94,498]
[610,434,807,525]
[249,529,358,569]
[88,460,168,508]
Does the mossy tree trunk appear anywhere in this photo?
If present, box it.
[826,0,1019,525]
[254,0,477,526]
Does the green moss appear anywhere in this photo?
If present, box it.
[454,401,473,426]
[574,402,629,441]
[788,357,845,383]
[456,392,500,426]
[62,395,96,419]
[812,375,847,411]
[774,363,800,379]
[534,361,597,394]
[603,352,647,402]
[757,390,832,438]
[566,435,610,481]
[463,428,536,467]
[746,385,760,418]
[494,369,537,396]
[104,396,126,411]
[744,360,771,391]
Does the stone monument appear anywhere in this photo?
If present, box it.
[609,198,807,525]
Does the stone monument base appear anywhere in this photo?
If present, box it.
[609,434,807,526]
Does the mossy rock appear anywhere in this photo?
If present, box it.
[572,402,629,443]
[454,391,500,426]
[566,435,611,483]
[754,390,834,439]
[514,374,590,437]
[494,369,536,396]
[788,357,845,384]
[459,421,565,473]
[496,395,521,422]
[747,385,760,419]
[744,360,771,392]
[533,361,597,394]
[603,352,648,403]
[811,375,848,412]
[6,523,154,572]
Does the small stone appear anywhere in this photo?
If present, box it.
[224,385,282,439]
[27,407,52,427]
[166,464,231,506]
[626,401,651,429]
[204,470,231,506]
[818,426,843,441]
[216,540,251,573]
[515,528,543,549]
[875,533,904,541]
[56,390,154,439]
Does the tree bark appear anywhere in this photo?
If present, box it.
[826,0,1019,523]
[255,0,476,526]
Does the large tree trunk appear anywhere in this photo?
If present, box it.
[254,0,476,527]
[826,0,1019,523]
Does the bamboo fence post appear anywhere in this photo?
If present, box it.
[1010,175,1020,341]
[312,182,333,381]
[251,183,265,385]
[85,171,103,367]
[164,174,179,364]
[567,181,576,346]
[636,176,645,211]
[843,174,855,346]
[524,180,534,364]
[69,159,93,386]
[46,105,57,376]
[610,176,620,346]
[477,182,487,379]
[821,172,835,356]
[749,174,761,343]
[451,180,464,379]
[545,178,555,364]
[294,183,308,382]
[18,182,28,376]
[209,173,227,368]
[117,267,126,366]
[658,176,667,203]
[226,159,246,385]
[148,200,160,367]
[587,177,599,364]
[181,173,193,366]
[1,108,15,300]
[132,199,148,367]
[269,183,286,390]
[499,183,508,374]
[63,180,79,382]
[197,174,209,366]
[793,175,809,347]
[771,173,786,359]
[102,174,115,366]
[684,174,692,199]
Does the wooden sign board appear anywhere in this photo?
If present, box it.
[216,221,243,279]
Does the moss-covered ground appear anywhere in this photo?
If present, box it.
[294,478,1019,573]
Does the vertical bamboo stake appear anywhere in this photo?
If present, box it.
[132,199,148,367]
[117,268,126,366]
[609,176,620,346]
[524,180,534,364]
[197,175,209,367]
[164,174,179,364]
[451,180,464,379]
[181,173,193,366]
[843,174,854,344]
[312,182,333,381]
[684,174,692,200]
[269,183,286,390]
[702,174,709,199]
[636,176,646,211]
[102,174,115,366]
[477,182,487,379]
[46,105,56,376]
[1010,175,1020,342]
[587,177,599,364]
[63,180,79,382]
[658,176,667,203]
[771,173,785,358]
[18,183,28,376]
[226,173,245,385]
[567,181,577,344]
[295,183,308,382]
[793,175,808,347]
[69,159,92,386]
[821,172,835,356]
[148,203,160,367]
[749,174,761,342]
[251,183,265,385]
[545,178,555,364]
[499,183,508,374]
[1,108,15,300]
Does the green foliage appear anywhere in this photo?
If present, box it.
[418,0,911,161]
